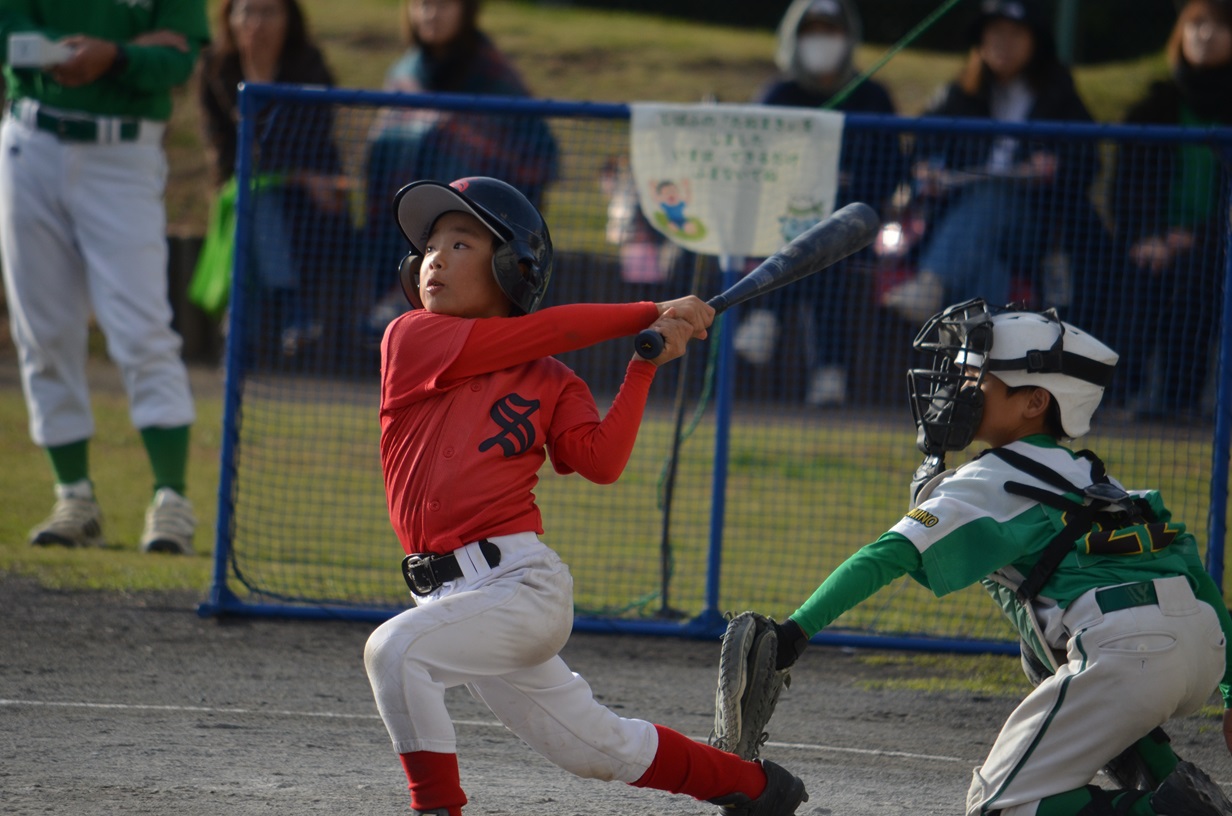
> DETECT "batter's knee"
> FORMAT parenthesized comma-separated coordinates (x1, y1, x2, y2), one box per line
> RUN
(363, 619, 401, 679)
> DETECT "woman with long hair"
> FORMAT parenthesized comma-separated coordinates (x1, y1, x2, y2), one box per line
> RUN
(195, 0, 351, 356)
(882, 0, 1096, 323)
(361, 0, 557, 339)
(1106, 0, 1232, 418)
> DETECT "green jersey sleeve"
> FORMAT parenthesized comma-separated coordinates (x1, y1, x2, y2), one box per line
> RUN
(791, 533, 922, 637)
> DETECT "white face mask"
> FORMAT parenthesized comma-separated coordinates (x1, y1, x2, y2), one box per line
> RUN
(797, 33, 848, 76)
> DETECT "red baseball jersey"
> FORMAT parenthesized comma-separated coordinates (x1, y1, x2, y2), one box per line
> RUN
(380, 302, 660, 555)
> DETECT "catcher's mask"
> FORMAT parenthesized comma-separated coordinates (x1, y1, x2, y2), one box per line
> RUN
(393, 176, 554, 315)
(908, 298, 1118, 455)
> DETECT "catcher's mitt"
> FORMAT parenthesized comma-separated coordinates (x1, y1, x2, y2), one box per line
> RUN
(709, 611, 790, 760)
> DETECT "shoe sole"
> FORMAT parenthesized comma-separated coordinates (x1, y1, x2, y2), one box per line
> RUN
(141, 539, 194, 555)
(31, 532, 102, 548)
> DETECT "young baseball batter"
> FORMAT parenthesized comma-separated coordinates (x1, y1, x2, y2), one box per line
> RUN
(364, 176, 810, 816)
(761, 298, 1232, 816)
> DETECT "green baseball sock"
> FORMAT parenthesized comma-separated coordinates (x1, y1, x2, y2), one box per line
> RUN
(139, 425, 190, 496)
(1128, 730, 1179, 784)
(46, 439, 89, 486)
(1035, 786, 1098, 816)
(1036, 784, 1155, 816)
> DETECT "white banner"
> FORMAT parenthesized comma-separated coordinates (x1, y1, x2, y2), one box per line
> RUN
(629, 103, 845, 258)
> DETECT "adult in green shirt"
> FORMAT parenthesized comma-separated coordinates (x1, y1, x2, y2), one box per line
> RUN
(0, 0, 209, 555)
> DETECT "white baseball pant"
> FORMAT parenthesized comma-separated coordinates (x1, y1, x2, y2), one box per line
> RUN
(967, 575, 1226, 815)
(0, 115, 195, 446)
(364, 532, 659, 782)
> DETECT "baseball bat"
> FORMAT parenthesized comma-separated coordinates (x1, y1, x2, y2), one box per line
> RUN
(633, 201, 881, 359)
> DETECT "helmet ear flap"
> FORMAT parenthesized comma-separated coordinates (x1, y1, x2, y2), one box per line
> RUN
(399, 253, 424, 309)
(492, 241, 548, 316)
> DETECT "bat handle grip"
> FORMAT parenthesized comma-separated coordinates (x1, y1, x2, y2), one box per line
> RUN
(634, 328, 664, 360)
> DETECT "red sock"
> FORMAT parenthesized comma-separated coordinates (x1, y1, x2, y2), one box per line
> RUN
(630, 724, 767, 801)
(398, 751, 466, 815)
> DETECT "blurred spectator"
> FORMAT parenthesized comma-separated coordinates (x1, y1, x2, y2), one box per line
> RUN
(732, 0, 900, 407)
(0, 0, 208, 554)
(361, 0, 557, 340)
(599, 154, 693, 299)
(1104, 0, 1231, 419)
(194, 0, 352, 358)
(882, 0, 1096, 323)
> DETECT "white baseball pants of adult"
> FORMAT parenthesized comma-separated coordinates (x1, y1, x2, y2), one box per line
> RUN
(0, 115, 195, 446)
(364, 532, 659, 782)
(967, 575, 1226, 815)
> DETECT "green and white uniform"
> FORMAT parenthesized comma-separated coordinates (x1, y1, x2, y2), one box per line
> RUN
(0, 0, 208, 448)
(791, 435, 1232, 816)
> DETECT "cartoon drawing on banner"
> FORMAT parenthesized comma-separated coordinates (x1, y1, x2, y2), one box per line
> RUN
(650, 178, 707, 240)
(779, 192, 830, 243)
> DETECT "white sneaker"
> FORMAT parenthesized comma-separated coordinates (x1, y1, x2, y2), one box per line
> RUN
(881, 271, 945, 324)
(806, 365, 848, 407)
(30, 480, 104, 548)
(733, 309, 780, 366)
(140, 488, 196, 555)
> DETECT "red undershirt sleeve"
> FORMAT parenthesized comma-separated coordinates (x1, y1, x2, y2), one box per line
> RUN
(446, 303, 659, 380)
(550, 359, 658, 484)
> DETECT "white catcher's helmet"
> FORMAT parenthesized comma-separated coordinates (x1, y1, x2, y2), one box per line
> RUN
(909, 299, 1118, 453)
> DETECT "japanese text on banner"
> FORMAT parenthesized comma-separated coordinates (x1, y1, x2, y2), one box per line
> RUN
(630, 103, 845, 257)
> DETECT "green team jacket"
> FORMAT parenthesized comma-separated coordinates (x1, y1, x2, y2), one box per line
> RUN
(791, 435, 1232, 706)
(0, 0, 208, 120)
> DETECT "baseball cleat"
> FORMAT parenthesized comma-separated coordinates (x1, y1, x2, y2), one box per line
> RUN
(1152, 761, 1232, 815)
(29, 481, 104, 548)
(708, 759, 808, 816)
(140, 487, 196, 555)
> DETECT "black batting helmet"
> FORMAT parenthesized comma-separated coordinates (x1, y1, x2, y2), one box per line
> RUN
(393, 176, 554, 315)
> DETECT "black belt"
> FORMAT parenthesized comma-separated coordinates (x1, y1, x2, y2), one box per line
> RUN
(1095, 581, 1158, 614)
(402, 539, 501, 596)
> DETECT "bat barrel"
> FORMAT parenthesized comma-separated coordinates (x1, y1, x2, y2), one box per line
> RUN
(633, 201, 880, 360)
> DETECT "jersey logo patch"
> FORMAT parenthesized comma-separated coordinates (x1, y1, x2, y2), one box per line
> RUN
(479, 393, 541, 457)
(905, 508, 939, 528)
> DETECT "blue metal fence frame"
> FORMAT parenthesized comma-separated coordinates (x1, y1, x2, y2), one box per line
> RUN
(200, 84, 1232, 658)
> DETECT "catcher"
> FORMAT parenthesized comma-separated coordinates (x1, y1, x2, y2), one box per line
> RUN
(717, 298, 1232, 815)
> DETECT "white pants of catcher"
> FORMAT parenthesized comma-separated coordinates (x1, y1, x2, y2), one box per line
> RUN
(0, 115, 195, 446)
(364, 532, 659, 782)
(968, 575, 1226, 815)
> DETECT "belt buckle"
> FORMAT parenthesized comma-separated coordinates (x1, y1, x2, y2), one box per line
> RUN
(401, 554, 438, 597)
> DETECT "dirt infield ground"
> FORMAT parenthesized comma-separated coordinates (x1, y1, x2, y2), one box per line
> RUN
(2, 574, 1230, 816)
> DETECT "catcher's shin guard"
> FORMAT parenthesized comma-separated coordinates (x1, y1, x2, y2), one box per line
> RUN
(708, 760, 808, 816)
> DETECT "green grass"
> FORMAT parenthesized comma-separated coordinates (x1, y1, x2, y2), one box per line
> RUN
(0, 381, 220, 592)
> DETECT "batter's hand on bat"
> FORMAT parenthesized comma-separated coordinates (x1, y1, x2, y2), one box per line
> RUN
(639, 315, 695, 367)
(655, 296, 714, 340)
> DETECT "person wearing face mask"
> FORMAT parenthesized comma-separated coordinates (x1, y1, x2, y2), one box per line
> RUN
(1099, 0, 1232, 420)
(881, 0, 1098, 326)
(732, 0, 899, 408)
